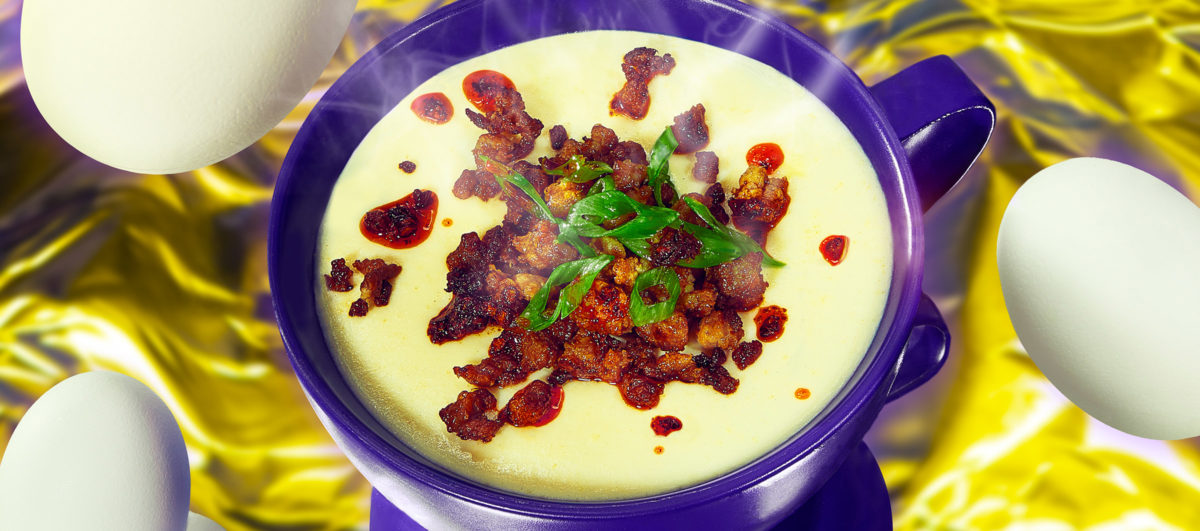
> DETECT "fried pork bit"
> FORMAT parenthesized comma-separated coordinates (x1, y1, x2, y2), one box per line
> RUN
(543, 178, 588, 218)
(610, 47, 676, 120)
(571, 280, 634, 335)
(648, 227, 702, 267)
(353, 258, 402, 308)
(732, 340, 764, 370)
(453, 169, 502, 201)
(643, 352, 739, 395)
(619, 373, 665, 410)
(671, 104, 710, 154)
(464, 87, 544, 162)
(694, 347, 727, 369)
(324, 258, 354, 292)
(693, 151, 719, 183)
(349, 299, 368, 317)
(608, 256, 650, 290)
(514, 273, 546, 300)
(455, 327, 557, 388)
(679, 287, 718, 319)
(512, 220, 579, 272)
(612, 159, 649, 191)
(635, 311, 690, 351)
(439, 389, 503, 442)
(611, 141, 648, 165)
(556, 332, 633, 384)
(707, 252, 768, 312)
(729, 164, 791, 240)
(428, 294, 494, 344)
(696, 309, 745, 351)
(582, 124, 619, 160)
(549, 124, 568, 150)
(501, 380, 562, 427)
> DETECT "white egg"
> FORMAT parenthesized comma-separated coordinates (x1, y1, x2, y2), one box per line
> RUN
(998, 157, 1200, 440)
(0, 371, 190, 530)
(188, 512, 226, 531)
(20, 0, 356, 174)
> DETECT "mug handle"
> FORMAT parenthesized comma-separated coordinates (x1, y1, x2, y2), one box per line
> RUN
(869, 56, 993, 401)
(886, 293, 950, 402)
(868, 55, 996, 212)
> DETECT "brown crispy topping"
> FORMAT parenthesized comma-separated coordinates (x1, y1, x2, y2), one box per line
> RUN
(610, 47, 676, 120)
(648, 227, 702, 267)
(348, 298, 368, 317)
(651, 415, 683, 436)
(324, 258, 354, 292)
(398, 160, 417, 173)
(671, 104, 709, 154)
(571, 280, 634, 335)
(353, 259, 402, 307)
(500, 380, 564, 427)
(439, 389, 503, 442)
(693, 151, 719, 183)
(619, 374, 664, 410)
(707, 253, 767, 312)
(696, 309, 744, 351)
(549, 124, 568, 150)
(729, 164, 791, 243)
(732, 340, 764, 370)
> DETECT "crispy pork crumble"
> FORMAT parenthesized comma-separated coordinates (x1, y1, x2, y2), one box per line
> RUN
(325, 257, 403, 317)
(426, 47, 795, 442)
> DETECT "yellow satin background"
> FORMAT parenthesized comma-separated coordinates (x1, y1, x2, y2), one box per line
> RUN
(2, 0, 1199, 529)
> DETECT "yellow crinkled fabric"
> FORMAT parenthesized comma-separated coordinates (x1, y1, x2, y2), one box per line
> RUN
(1, 0, 1199, 529)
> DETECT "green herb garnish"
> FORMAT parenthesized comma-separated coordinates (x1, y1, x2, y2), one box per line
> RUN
(647, 127, 679, 207)
(547, 155, 614, 183)
(566, 190, 679, 240)
(519, 254, 614, 331)
(678, 197, 785, 268)
(487, 158, 595, 258)
(629, 267, 682, 327)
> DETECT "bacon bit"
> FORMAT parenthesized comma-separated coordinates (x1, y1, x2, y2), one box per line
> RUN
(820, 235, 848, 265)
(651, 415, 683, 436)
(693, 151, 719, 183)
(610, 47, 676, 120)
(360, 190, 438, 249)
(439, 389, 503, 442)
(348, 298, 368, 317)
(411, 93, 453, 124)
(441, 218, 453, 227)
(501, 381, 564, 427)
(671, 104, 709, 154)
(753, 305, 788, 342)
(746, 143, 784, 174)
(352, 258, 402, 308)
(654, 445, 665, 454)
(549, 125, 568, 150)
(324, 258, 354, 292)
(619, 374, 665, 410)
(795, 387, 811, 400)
(731, 340, 763, 370)
(463, 70, 516, 113)
(398, 161, 417, 173)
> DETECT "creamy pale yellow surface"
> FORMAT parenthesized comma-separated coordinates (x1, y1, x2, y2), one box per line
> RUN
(316, 31, 892, 500)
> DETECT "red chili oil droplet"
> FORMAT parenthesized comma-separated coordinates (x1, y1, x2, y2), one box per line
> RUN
(746, 143, 784, 174)
(529, 385, 565, 427)
(651, 415, 683, 436)
(820, 235, 848, 265)
(654, 446, 665, 455)
(754, 305, 788, 342)
(360, 190, 438, 249)
(795, 387, 811, 400)
(441, 218, 453, 227)
(463, 70, 515, 113)
(411, 93, 453, 124)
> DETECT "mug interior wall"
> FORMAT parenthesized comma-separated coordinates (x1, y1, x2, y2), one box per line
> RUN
(271, 0, 921, 511)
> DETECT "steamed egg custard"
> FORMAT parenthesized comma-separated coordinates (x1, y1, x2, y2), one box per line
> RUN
(316, 31, 892, 500)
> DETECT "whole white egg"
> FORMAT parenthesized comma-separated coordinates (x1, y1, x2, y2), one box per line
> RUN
(998, 157, 1200, 440)
(20, 0, 357, 174)
(0, 371, 190, 530)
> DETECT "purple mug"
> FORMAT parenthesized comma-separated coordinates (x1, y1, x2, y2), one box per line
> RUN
(268, 0, 995, 528)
